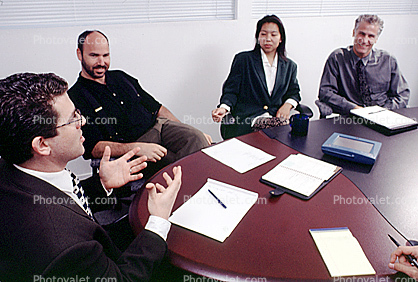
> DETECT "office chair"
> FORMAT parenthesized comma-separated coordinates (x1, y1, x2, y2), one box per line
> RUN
(295, 103, 314, 118)
(220, 103, 314, 139)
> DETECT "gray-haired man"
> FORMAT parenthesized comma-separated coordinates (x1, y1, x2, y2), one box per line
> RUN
(318, 14, 409, 116)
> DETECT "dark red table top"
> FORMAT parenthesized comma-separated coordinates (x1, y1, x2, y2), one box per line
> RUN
(130, 131, 401, 281)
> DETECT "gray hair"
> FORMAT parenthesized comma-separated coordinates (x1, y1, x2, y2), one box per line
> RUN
(354, 14, 384, 36)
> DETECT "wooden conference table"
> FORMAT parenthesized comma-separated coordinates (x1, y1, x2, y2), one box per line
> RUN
(129, 129, 406, 281)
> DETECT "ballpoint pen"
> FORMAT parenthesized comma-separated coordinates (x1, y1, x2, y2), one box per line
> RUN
(368, 109, 386, 115)
(388, 234, 418, 268)
(208, 189, 227, 209)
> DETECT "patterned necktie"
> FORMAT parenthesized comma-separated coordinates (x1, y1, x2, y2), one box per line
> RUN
(68, 170, 94, 220)
(356, 60, 372, 106)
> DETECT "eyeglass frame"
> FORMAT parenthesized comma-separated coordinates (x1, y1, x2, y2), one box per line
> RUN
(55, 108, 83, 129)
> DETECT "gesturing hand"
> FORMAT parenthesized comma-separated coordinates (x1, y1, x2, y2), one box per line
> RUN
(99, 146, 147, 190)
(145, 166, 182, 220)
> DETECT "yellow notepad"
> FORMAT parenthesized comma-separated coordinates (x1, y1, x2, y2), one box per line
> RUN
(309, 227, 376, 277)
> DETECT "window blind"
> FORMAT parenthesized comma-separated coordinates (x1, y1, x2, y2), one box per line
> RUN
(0, 0, 236, 29)
(252, 0, 418, 18)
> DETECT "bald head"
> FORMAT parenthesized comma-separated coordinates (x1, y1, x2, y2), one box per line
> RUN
(77, 30, 109, 55)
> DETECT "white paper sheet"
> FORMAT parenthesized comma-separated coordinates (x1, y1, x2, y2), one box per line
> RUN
(169, 179, 259, 242)
(201, 138, 275, 173)
(351, 106, 418, 130)
(309, 227, 376, 277)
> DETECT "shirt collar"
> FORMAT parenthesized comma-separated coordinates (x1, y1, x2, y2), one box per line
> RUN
(78, 72, 108, 86)
(350, 45, 373, 66)
(13, 164, 74, 194)
(260, 49, 278, 68)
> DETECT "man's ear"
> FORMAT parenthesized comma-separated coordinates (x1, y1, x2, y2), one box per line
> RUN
(76, 48, 83, 62)
(31, 136, 51, 157)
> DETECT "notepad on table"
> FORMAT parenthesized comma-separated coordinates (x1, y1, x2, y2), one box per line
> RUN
(350, 106, 418, 135)
(260, 154, 342, 200)
(201, 138, 275, 173)
(169, 178, 258, 242)
(309, 227, 376, 277)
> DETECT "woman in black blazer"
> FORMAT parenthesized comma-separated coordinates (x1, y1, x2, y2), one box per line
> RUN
(212, 15, 301, 139)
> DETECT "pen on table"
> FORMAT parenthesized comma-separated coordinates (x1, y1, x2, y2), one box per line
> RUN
(208, 189, 227, 209)
(368, 109, 386, 115)
(388, 234, 418, 268)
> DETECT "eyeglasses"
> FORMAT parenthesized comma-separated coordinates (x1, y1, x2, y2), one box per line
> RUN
(56, 109, 83, 129)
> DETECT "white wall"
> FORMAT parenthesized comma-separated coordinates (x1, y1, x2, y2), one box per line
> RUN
(1, 3, 417, 175)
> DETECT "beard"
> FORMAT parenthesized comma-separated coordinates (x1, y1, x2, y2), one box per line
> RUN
(81, 58, 108, 79)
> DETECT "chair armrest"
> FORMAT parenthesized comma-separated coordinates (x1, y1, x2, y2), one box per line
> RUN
(295, 103, 314, 118)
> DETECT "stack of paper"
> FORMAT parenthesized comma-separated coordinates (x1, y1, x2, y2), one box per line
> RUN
(169, 179, 259, 242)
(350, 106, 418, 130)
(202, 138, 275, 173)
(309, 227, 376, 277)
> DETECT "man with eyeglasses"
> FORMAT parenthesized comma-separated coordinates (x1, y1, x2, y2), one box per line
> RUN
(0, 72, 182, 281)
(55, 108, 82, 128)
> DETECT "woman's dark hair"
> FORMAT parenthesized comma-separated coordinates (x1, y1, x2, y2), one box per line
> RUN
(254, 14, 287, 60)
